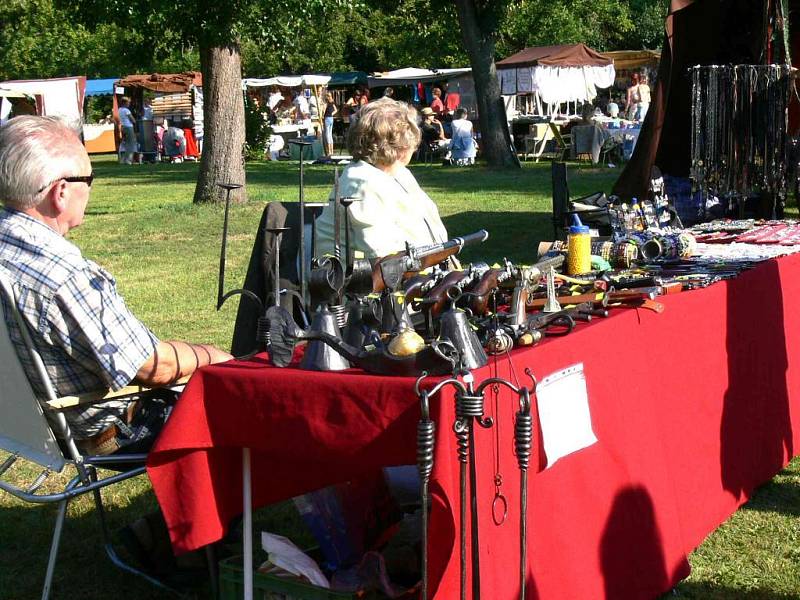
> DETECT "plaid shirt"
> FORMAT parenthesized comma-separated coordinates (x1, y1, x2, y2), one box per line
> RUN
(0, 208, 159, 439)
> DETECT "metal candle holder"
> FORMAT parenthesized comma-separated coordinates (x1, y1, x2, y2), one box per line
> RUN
(414, 370, 536, 600)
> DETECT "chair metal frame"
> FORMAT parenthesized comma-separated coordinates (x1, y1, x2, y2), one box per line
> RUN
(551, 161, 611, 239)
(0, 273, 176, 600)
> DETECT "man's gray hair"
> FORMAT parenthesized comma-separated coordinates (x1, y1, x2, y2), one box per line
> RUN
(0, 116, 84, 210)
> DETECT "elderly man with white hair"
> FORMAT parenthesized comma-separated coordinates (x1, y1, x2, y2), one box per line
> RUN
(0, 115, 231, 456)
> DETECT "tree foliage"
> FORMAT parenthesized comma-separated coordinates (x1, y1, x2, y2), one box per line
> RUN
(2, 0, 668, 81)
(498, 0, 667, 55)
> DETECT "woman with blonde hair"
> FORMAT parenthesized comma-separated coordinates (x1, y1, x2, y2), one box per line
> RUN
(315, 97, 449, 259)
(322, 91, 337, 156)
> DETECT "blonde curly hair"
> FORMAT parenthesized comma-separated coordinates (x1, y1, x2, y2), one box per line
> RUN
(346, 98, 421, 167)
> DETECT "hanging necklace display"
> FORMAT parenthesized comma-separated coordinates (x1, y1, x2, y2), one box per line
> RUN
(690, 64, 793, 219)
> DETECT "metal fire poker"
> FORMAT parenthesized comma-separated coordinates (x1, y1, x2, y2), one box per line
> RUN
(288, 139, 314, 308)
(214, 182, 270, 358)
(414, 371, 536, 600)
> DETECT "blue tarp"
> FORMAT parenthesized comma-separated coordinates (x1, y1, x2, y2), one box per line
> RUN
(85, 78, 117, 96)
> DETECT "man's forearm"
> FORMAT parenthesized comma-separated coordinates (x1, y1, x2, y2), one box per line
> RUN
(135, 340, 226, 386)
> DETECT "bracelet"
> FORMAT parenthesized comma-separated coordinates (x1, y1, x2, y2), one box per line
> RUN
(189, 344, 200, 372)
(166, 341, 181, 382)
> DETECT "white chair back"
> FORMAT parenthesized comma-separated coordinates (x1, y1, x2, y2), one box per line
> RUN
(0, 273, 66, 471)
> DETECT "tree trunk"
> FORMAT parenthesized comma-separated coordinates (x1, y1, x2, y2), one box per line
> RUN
(194, 43, 247, 203)
(454, 0, 520, 169)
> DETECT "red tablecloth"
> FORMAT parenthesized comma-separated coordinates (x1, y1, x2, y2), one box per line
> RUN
(147, 253, 800, 600)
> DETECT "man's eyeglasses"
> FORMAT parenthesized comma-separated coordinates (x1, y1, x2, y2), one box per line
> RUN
(36, 173, 94, 194)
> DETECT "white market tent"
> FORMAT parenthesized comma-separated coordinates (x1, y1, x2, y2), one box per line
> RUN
(242, 75, 331, 88)
(496, 44, 615, 115)
(366, 67, 472, 87)
(242, 75, 332, 141)
(0, 76, 85, 127)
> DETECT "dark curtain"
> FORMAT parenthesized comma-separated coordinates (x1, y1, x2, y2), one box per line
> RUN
(613, 0, 773, 200)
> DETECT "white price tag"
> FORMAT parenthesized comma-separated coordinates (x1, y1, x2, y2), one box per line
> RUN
(536, 363, 597, 468)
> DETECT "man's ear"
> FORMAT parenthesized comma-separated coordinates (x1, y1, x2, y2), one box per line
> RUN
(48, 181, 68, 215)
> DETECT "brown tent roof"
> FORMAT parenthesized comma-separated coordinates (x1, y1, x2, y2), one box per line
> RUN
(116, 71, 202, 93)
(496, 44, 612, 69)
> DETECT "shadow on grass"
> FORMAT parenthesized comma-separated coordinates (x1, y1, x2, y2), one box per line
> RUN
(0, 474, 171, 600)
(441, 211, 553, 263)
(0, 465, 306, 600)
(668, 582, 799, 599)
(739, 477, 800, 517)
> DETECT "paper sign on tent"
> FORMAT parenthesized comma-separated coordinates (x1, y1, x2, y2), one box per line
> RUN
(536, 363, 598, 468)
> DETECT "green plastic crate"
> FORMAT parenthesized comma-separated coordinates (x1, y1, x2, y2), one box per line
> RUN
(219, 555, 365, 600)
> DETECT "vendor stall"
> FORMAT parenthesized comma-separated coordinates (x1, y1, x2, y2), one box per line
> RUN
(496, 44, 615, 118)
(614, 0, 793, 223)
(368, 67, 475, 115)
(115, 72, 203, 160)
(243, 74, 330, 149)
(148, 242, 800, 599)
(141, 155, 800, 599)
(0, 76, 84, 128)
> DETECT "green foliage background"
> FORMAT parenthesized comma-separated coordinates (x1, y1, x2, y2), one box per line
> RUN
(0, 0, 668, 81)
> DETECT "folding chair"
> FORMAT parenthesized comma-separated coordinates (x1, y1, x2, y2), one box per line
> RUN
(0, 273, 178, 600)
(548, 123, 573, 162)
(551, 162, 611, 239)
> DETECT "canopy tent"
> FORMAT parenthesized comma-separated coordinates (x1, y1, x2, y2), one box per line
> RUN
(367, 67, 472, 88)
(116, 71, 202, 93)
(0, 76, 85, 127)
(604, 50, 661, 71)
(328, 71, 368, 87)
(85, 78, 118, 97)
(496, 43, 615, 106)
(242, 75, 331, 88)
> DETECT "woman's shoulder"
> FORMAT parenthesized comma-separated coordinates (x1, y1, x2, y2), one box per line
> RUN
(340, 161, 389, 193)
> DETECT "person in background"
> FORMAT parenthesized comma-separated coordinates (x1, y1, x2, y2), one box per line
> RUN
(292, 90, 310, 126)
(315, 98, 450, 259)
(116, 96, 136, 165)
(357, 86, 370, 106)
(323, 92, 337, 156)
(443, 84, 461, 116)
(606, 97, 620, 119)
(267, 86, 284, 111)
(342, 89, 362, 125)
(142, 97, 154, 121)
(382, 87, 395, 99)
(636, 74, 652, 122)
(419, 107, 449, 157)
(625, 73, 641, 121)
(449, 108, 477, 166)
(430, 87, 445, 117)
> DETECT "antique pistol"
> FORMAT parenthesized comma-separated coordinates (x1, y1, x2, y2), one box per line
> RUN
(372, 230, 489, 293)
(418, 263, 490, 318)
(467, 254, 566, 316)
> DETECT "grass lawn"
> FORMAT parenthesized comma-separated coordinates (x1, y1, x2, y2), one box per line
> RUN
(1, 156, 799, 599)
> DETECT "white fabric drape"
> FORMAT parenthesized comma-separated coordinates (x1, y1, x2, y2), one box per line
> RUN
(507, 64, 616, 105)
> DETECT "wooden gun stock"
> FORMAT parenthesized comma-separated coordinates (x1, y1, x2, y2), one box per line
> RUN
(418, 270, 472, 317)
(464, 268, 506, 315)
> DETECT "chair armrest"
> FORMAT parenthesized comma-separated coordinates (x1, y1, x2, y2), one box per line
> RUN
(46, 376, 189, 410)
